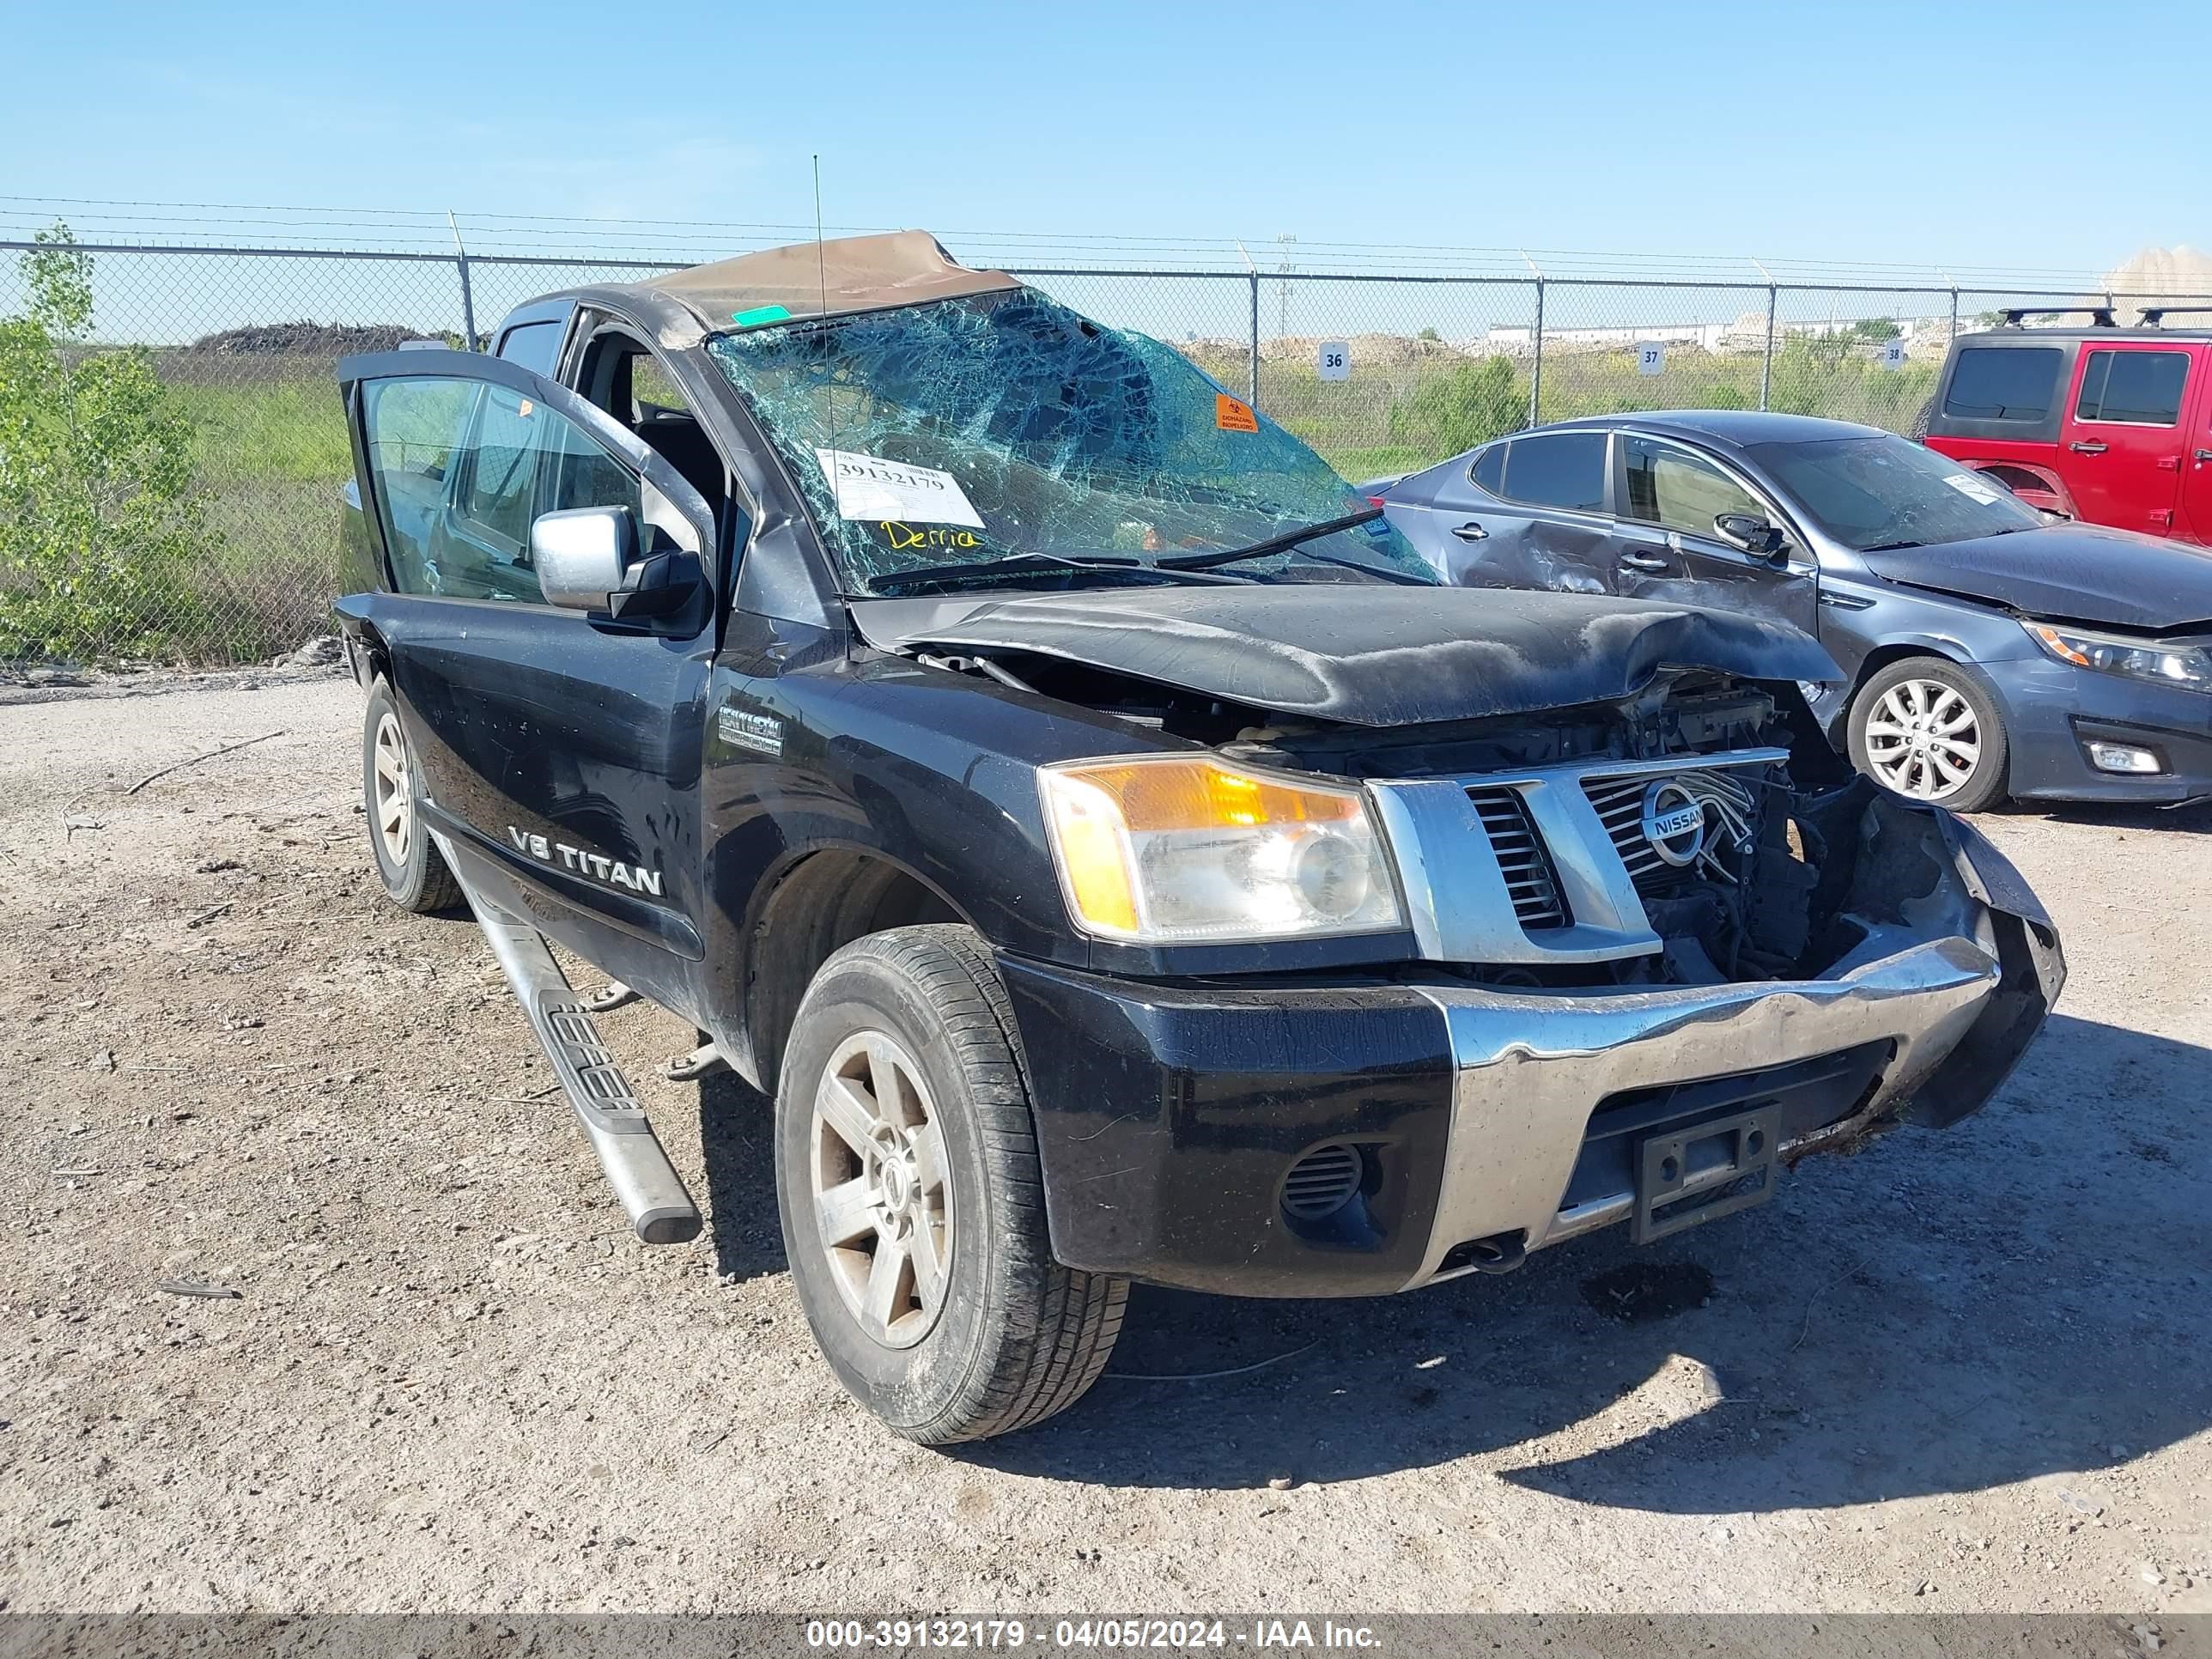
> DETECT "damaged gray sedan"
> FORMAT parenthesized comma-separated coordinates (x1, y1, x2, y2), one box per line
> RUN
(337, 234, 2063, 1439)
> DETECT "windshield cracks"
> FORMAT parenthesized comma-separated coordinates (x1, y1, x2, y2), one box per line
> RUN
(706, 289, 1435, 597)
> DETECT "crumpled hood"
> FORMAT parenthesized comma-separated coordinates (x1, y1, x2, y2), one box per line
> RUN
(1862, 525, 2212, 632)
(849, 585, 1839, 727)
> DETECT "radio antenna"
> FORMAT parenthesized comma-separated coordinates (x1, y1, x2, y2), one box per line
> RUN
(814, 153, 836, 477)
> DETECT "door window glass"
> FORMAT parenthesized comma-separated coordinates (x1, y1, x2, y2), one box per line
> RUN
(1623, 435, 1764, 538)
(360, 376, 638, 602)
(1471, 444, 1505, 495)
(2075, 349, 2189, 426)
(1942, 347, 2062, 421)
(495, 319, 563, 377)
(1497, 432, 1607, 512)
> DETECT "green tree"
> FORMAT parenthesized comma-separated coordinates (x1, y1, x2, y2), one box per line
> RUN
(0, 222, 210, 659)
(1389, 355, 1524, 455)
(1847, 317, 1901, 343)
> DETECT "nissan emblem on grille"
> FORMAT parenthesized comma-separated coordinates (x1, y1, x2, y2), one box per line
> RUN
(1640, 781, 1710, 867)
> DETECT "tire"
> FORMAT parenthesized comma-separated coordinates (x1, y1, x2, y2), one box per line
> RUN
(775, 924, 1127, 1444)
(361, 678, 463, 915)
(1847, 656, 2010, 813)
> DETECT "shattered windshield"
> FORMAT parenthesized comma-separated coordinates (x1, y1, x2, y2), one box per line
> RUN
(1748, 434, 2044, 551)
(706, 289, 1435, 595)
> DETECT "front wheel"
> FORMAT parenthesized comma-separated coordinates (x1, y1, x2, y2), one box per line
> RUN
(775, 925, 1127, 1444)
(1847, 657, 2010, 812)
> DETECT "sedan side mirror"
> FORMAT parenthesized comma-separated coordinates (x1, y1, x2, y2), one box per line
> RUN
(532, 505, 636, 610)
(1714, 512, 1788, 560)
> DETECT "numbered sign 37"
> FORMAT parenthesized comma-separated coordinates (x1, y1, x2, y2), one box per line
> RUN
(1636, 342, 1666, 377)
(1317, 340, 1350, 381)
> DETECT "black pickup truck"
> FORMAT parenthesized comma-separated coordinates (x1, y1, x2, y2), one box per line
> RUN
(332, 233, 2063, 1444)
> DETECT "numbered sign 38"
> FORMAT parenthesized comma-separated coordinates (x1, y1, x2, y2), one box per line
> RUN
(1880, 337, 1907, 369)
(1317, 340, 1350, 382)
(1636, 342, 1666, 377)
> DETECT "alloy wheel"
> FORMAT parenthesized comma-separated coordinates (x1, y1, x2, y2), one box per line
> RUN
(1863, 678, 1982, 802)
(372, 712, 415, 866)
(809, 1030, 955, 1350)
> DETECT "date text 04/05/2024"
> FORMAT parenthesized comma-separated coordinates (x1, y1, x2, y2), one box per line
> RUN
(802, 1618, 1382, 1650)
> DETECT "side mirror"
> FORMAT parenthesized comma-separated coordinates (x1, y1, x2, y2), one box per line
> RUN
(532, 506, 635, 610)
(1714, 512, 1788, 560)
(2038, 507, 2072, 525)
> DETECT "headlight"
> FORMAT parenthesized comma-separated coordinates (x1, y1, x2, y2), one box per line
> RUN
(1038, 756, 1406, 944)
(2023, 622, 2212, 690)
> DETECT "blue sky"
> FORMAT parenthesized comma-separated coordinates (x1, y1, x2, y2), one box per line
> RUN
(5, 0, 2199, 279)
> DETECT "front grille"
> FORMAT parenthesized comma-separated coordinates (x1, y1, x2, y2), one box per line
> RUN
(1581, 767, 1761, 896)
(1467, 786, 1568, 928)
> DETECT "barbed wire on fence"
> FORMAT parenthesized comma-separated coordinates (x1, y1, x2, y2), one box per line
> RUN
(3, 219, 2208, 667)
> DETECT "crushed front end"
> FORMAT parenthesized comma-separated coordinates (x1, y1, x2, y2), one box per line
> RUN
(999, 671, 2063, 1297)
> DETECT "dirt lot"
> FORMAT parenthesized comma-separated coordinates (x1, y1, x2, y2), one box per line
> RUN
(1, 672, 2207, 1616)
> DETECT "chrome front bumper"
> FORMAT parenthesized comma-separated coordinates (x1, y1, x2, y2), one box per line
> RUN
(1403, 934, 1998, 1285)
(1398, 803, 2064, 1289)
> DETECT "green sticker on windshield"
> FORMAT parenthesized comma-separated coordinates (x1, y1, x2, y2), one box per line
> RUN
(731, 304, 793, 327)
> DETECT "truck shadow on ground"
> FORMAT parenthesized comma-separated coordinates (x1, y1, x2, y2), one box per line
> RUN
(927, 1010, 2209, 1511)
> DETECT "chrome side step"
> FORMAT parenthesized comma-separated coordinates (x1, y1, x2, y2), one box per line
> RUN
(434, 834, 702, 1245)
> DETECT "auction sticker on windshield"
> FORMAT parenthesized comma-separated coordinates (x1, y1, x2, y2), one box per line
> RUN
(1942, 471, 2007, 506)
(814, 448, 984, 527)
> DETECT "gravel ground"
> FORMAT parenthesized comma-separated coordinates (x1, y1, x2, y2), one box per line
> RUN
(0, 672, 2206, 1616)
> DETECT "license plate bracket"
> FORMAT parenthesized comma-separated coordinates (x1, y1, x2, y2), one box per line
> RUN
(1632, 1104, 1781, 1244)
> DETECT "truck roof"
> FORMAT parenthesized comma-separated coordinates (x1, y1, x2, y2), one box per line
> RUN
(607, 230, 1018, 332)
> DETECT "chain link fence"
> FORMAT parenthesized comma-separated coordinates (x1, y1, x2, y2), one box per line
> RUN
(3, 234, 2206, 665)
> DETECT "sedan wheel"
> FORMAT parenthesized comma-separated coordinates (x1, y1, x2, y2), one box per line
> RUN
(1862, 678, 1982, 802)
(1847, 658, 2010, 813)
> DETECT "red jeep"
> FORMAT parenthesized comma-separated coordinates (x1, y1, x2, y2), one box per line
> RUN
(1920, 307, 2212, 544)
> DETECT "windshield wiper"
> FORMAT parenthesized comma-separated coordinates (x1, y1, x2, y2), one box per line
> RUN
(1153, 506, 1387, 570)
(864, 551, 1248, 594)
(1862, 539, 1924, 552)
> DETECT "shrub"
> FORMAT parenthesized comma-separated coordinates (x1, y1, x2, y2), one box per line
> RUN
(1389, 355, 1525, 455)
(0, 222, 213, 659)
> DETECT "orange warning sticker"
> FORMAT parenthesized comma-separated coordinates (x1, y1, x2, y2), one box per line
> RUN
(517, 398, 534, 418)
(1215, 393, 1259, 433)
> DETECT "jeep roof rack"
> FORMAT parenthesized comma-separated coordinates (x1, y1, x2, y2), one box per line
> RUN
(1999, 306, 2116, 327)
(2138, 305, 2212, 327)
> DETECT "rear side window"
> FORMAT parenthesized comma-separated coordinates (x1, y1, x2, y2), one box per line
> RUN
(1497, 432, 1607, 512)
(495, 319, 563, 378)
(2075, 349, 2190, 425)
(1471, 445, 1504, 495)
(1942, 347, 2062, 421)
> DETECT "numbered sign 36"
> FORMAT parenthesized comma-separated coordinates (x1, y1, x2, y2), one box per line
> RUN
(1317, 340, 1351, 382)
(1636, 342, 1666, 377)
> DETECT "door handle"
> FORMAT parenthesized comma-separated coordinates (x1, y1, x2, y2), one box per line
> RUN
(2069, 440, 2109, 455)
(1450, 521, 1489, 543)
(1620, 551, 1670, 573)
(2195, 449, 2212, 464)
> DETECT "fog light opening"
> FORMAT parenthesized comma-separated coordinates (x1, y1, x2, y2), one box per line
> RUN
(1281, 1143, 1364, 1221)
(2085, 740, 2163, 775)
